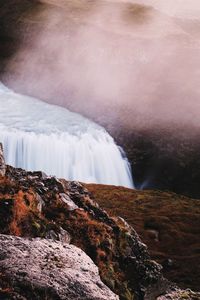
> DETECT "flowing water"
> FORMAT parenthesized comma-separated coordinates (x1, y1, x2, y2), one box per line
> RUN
(0, 82, 134, 188)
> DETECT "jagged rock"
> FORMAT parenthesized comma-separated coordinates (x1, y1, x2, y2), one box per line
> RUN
(1, 150, 198, 300)
(60, 193, 78, 211)
(0, 143, 6, 177)
(0, 234, 119, 300)
(0, 162, 165, 299)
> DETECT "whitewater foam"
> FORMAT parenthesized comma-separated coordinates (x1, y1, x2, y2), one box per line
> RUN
(0, 82, 134, 188)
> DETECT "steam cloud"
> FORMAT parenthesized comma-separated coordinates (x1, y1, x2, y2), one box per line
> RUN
(4, 0, 200, 131)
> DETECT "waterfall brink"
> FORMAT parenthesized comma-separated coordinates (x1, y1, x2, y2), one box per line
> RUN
(0, 82, 134, 188)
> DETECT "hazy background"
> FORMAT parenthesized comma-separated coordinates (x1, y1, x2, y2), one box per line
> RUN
(138, 0, 200, 19)
(1, 0, 200, 196)
(2, 0, 200, 131)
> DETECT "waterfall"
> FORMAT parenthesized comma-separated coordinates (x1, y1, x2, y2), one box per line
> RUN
(0, 82, 134, 188)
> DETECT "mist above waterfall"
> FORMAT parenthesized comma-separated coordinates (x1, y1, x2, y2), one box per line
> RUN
(2, 0, 200, 132)
(0, 82, 133, 188)
(1, 0, 200, 197)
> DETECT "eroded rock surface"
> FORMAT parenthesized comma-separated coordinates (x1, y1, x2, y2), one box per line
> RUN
(0, 234, 119, 300)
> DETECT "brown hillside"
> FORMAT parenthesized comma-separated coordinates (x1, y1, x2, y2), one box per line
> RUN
(85, 184, 200, 292)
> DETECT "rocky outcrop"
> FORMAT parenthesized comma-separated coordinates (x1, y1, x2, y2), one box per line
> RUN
(0, 149, 199, 300)
(0, 234, 119, 300)
(0, 144, 5, 176)
(0, 157, 166, 299)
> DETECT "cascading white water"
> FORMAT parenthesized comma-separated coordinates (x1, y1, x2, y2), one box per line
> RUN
(0, 82, 134, 188)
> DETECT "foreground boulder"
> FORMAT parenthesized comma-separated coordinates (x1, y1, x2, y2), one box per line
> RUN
(0, 234, 119, 300)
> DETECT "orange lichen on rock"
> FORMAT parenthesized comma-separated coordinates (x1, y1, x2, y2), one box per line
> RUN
(0, 168, 164, 300)
(9, 191, 28, 235)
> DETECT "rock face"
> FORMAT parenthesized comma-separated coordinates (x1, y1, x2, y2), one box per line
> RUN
(0, 144, 5, 176)
(0, 158, 165, 299)
(0, 150, 199, 300)
(0, 234, 119, 300)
